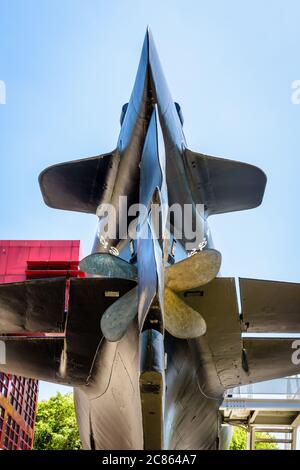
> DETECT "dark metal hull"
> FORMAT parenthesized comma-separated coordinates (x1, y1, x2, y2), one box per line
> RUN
(74, 324, 222, 450)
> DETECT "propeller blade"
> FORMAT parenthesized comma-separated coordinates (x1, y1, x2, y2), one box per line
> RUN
(80, 253, 137, 280)
(165, 249, 221, 292)
(101, 286, 138, 342)
(164, 287, 206, 339)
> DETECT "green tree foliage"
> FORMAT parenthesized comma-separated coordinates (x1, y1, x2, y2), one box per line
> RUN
(34, 392, 82, 450)
(230, 427, 247, 450)
(230, 426, 278, 450)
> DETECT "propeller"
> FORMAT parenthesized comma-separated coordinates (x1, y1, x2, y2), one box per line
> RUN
(80, 249, 221, 342)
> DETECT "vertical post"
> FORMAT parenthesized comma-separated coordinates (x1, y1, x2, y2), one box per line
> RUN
(252, 428, 257, 450)
(248, 427, 256, 450)
(292, 428, 297, 450)
(246, 428, 251, 450)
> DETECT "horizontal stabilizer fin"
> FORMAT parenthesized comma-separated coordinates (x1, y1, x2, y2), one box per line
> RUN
(0, 277, 136, 385)
(180, 277, 300, 388)
(39, 151, 118, 214)
(184, 149, 267, 216)
(240, 278, 300, 333)
(243, 338, 300, 383)
(0, 337, 65, 383)
(2, 274, 300, 387)
(0, 278, 66, 333)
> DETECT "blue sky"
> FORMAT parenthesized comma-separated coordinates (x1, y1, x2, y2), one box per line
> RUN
(0, 0, 300, 400)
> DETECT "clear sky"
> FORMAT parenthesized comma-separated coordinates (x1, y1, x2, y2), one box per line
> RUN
(0, 0, 300, 401)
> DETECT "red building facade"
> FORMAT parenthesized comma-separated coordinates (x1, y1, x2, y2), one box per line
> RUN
(0, 240, 83, 450)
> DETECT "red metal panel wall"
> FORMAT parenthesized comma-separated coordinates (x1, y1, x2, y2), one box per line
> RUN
(0, 240, 82, 283)
(0, 240, 82, 450)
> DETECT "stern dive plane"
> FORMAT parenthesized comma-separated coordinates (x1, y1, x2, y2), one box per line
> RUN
(1, 29, 300, 450)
